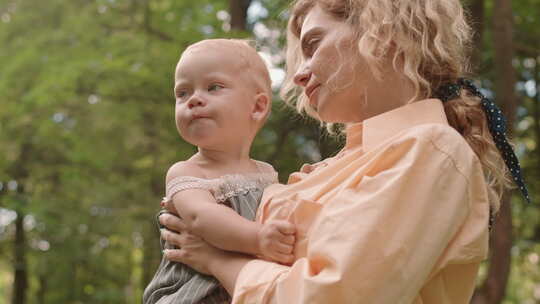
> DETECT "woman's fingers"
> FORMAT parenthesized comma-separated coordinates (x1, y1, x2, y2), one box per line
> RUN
(160, 197, 178, 214)
(163, 248, 185, 263)
(161, 229, 201, 247)
(161, 233, 216, 275)
(160, 197, 168, 208)
(161, 229, 182, 246)
(158, 213, 187, 233)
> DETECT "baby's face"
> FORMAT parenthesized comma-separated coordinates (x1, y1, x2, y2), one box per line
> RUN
(173, 44, 256, 148)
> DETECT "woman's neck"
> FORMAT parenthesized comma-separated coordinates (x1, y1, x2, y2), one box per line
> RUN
(370, 72, 417, 116)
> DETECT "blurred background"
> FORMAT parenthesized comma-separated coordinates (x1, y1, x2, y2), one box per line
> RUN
(0, 0, 538, 303)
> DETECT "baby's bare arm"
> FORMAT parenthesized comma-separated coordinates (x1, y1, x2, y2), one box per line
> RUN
(173, 188, 264, 255)
(165, 162, 262, 255)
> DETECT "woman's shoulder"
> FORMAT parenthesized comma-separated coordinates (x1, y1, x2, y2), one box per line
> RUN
(391, 123, 481, 176)
(397, 123, 475, 154)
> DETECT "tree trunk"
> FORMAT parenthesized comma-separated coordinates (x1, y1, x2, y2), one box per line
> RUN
(140, 98, 164, 287)
(11, 143, 31, 304)
(140, 171, 162, 289)
(472, 193, 513, 304)
(12, 208, 27, 304)
(466, 0, 485, 69)
(229, 0, 252, 31)
(142, 217, 161, 288)
(493, 0, 519, 126)
(472, 0, 518, 303)
(37, 274, 47, 304)
(534, 58, 540, 243)
(535, 58, 540, 188)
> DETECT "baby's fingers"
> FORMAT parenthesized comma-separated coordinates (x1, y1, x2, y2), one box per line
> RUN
(275, 242, 294, 254)
(271, 252, 294, 265)
(275, 220, 295, 235)
(281, 234, 295, 245)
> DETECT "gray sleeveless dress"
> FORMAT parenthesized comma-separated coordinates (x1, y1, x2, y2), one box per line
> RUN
(143, 171, 277, 304)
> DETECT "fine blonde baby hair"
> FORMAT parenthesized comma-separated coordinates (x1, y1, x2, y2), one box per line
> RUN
(282, 0, 512, 213)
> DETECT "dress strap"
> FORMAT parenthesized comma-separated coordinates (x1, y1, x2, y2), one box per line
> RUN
(253, 160, 265, 174)
(164, 176, 217, 202)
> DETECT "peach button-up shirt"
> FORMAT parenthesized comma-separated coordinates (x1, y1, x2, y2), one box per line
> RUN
(233, 99, 490, 304)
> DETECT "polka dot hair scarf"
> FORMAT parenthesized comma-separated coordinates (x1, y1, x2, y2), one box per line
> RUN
(435, 78, 532, 229)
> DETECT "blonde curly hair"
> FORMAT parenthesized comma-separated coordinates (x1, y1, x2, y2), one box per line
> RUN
(281, 0, 513, 213)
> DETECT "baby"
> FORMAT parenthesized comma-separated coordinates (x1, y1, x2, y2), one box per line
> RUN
(143, 39, 295, 304)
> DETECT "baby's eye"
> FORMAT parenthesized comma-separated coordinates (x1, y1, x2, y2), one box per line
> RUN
(208, 84, 224, 92)
(175, 90, 189, 102)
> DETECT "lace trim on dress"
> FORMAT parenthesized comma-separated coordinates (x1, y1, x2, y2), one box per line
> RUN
(165, 172, 278, 204)
(165, 176, 219, 201)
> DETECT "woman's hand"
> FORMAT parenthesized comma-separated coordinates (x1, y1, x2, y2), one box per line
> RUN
(158, 211, 226, 275)
(159, 197, 258, 294)
(160, 197, 178, 215)
(161, 219, 254, 295)
(160, 227, 224, 275)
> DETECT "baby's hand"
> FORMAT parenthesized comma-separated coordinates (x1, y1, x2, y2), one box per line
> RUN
(257, 220, 296, 265)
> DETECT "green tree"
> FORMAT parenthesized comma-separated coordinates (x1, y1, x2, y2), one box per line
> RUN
(0, 0, 538, 303)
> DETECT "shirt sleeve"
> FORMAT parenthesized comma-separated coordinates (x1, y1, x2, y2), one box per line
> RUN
(232, 126, 479, 304)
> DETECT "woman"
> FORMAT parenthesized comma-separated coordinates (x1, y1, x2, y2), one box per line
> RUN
(158, 0, 529, 302)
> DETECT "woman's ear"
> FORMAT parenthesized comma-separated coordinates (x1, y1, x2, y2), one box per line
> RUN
(252, 92, 270, 123)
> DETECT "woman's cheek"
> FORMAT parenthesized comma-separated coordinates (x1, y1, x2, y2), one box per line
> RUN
(315, 47, 344, 83)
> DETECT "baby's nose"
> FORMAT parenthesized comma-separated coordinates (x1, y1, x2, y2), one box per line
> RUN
(187, 94, 205, 108)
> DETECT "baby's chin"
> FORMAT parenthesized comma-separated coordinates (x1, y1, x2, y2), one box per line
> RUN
(182, 134, 214, 147)
(180, 129, 221, 148)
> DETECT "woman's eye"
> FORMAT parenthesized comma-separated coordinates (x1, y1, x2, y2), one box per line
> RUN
(208, 84, 224, 92)
(307, 39, 320, 54)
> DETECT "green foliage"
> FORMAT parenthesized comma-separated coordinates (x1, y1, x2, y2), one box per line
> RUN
(0, 0, 538, 303)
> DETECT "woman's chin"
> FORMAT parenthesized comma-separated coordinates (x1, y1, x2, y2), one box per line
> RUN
(314, 98, 342, 123)
(316, 104, 340, 123)
(318, 109, 362, 124)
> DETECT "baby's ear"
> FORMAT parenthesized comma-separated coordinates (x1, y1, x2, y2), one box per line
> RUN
(252, 92, 270, 122)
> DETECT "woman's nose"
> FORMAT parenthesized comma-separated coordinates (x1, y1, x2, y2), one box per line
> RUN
(293, 63, 311, 87)
(187, 94, 205, 109)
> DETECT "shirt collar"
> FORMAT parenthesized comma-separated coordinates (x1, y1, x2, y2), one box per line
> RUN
(345, 99, 449, 151)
